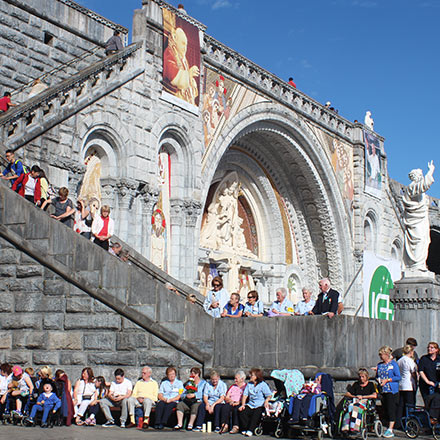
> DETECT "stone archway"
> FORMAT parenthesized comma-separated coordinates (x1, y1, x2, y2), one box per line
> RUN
(199, 102, 354, 304)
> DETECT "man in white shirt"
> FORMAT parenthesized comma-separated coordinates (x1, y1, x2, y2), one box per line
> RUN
(100, 368, 133, 428)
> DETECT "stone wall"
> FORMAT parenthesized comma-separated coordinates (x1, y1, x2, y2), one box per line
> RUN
(0, 0, 127, 96)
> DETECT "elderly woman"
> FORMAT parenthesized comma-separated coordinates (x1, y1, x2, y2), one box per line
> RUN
(221, 293, 244, 318)
(73, 367, 96, 425)
(239, 368, 272, 437)
(269, 288, 294, 316)
(244, 291, 263, 317)
(219, 370, 247, 434)
(295, 288, 316, 316)
(341, 368, 377, 432)
(376, 346, 401, 438)
(193, 370, 227, 432)
(204, 276, 229, 318)
(154, 366, 183, 429)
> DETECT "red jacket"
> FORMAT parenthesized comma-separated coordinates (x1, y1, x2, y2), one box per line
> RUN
(12, 172, 41, 203)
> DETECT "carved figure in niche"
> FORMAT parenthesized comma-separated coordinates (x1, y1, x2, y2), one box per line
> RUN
(238, 271, 255, 298)
(79, 153, 102, 212)
(228, 256, 242, 293)
(402, 161, 435, 273)
(150, 209, 166, 270)
(218, 183, 238, 247)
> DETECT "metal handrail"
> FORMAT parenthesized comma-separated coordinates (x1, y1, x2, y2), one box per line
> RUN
(11, 45, 103, 98)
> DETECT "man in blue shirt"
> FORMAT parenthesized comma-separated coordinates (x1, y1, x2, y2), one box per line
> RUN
(1, 150, 26, 187)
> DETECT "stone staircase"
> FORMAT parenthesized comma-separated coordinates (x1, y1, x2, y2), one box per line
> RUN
(0, 183, 214, 368)
(0, 42, 144, 152)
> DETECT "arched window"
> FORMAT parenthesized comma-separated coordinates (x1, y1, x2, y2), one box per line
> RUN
(364, 211, 377, 252)
(391, 238, 402, 261)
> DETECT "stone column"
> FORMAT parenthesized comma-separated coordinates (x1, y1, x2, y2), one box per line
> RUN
(140, 187, 159, 257)
(169, 198, 185, 280)
(183, 200, 202, 286)
(116, 179, 137, 243)
(390, 277, 440, 346)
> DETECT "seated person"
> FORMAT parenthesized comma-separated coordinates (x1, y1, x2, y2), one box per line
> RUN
(154, 366, 183, 429)
(0, 363, 12, 417)
(84, 376, 107, 426)
(288, 375, 323, 423)
(269, 288, 294, 316)
(220, 370, 247, 434)
(176, 367, 206, 430)
(194, 370, 227, 432)
(340, 368, 377, 432)
(127, 366, 158, 429)
(221, 293, 244, 318)
(310, 278, 339, 318)
(8, 365, 34, 416)
(244, 291, 264, 317)
(99, 368, 132, 427)
(27, 380, 61, 427)
(295, 288, 316, 315)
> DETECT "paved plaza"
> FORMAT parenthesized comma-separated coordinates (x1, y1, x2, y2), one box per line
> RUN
(0, 425, 426, 440)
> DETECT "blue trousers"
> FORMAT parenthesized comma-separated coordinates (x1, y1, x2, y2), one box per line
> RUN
(154, 401, 177, 425)
(194, 403, 223, 429)
(30, 404, 54, 424)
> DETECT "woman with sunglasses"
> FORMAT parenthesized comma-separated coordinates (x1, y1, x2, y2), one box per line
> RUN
(203, 276, 229, 318)
(244, 290, 263, 317)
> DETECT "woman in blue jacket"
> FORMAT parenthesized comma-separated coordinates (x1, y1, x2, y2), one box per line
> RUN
(376, 346, 401, 439)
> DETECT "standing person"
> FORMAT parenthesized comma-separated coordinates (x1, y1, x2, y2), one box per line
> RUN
(91, 205, 114, 250)
(126, 366, 158, 430)
(244, 291, 264, 317)
(11, 165, 41, 204)
(42, 187, 75, 227)
(239, 368, 272, 437)
(418, 342, 440, 406)
(73, 367, 96, 426)
(295, 287, 316, 315)
(396, 345, 417, 428)
(221, 293, 244, 318)
(193, 371, 227, 432)
(392, 338, 419, 362)
(310, 278, 339, 318)
(204, 276, 229, 318)
(99, 368, 132, 428)
(288, 77, 296, 88)
(270, 288, 294, 316)
(73, 199, 92, 239)
(0, 363, 12, 417)
(175, 367, 206, 431)
(55, 369, 74, 426)
(376, 346, 401, 438)
(1, 149, 26, 187)
(154, 366, 183, 429)
(0, 92, 16, 112)
(37, 168, 50, 208)
(105, 30, 123, 55)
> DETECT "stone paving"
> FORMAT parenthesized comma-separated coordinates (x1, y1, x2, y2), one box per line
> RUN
(0, 425, 426, 440)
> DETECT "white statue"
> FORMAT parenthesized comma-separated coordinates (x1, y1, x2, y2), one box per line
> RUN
(150, 209, 166, 270)
(79, 153, 102, 213)
(364, 111, 374, 130)
(403, 161, 435, 274)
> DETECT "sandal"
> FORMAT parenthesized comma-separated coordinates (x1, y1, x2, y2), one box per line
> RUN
(174, 424, 182, 430)
(220, 424, 229, 434)
(230, 426, 240, 434)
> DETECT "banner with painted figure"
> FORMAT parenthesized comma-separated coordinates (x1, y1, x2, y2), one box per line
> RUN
(162, 8, 200, 109)
(362, 250, 401, 320)
(202, 67, 268, 160)
(364, 131, 382, 198)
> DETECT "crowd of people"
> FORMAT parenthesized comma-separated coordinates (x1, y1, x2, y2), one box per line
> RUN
(204, 277, 343, 319)
(1, 150, 131, 258)
(0, 341, 439, 437)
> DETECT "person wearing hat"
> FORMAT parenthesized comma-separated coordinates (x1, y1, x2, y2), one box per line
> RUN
(27, 379, 61, 427)
(8, 365, 34, 416)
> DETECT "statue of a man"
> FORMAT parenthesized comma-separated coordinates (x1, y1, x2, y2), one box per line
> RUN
(403, 161, 435, 272)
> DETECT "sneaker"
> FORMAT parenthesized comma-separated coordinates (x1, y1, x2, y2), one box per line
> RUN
(103, 420, 115, 427)
(215, 427, 221, 433)
(193, 426, 202, 432)
(246, 431, 253, 437)
(120, 422, 126, 428)
(174, 425, 182, 430)
(383, 429, 394, 438)
(187, 425, 193, 431)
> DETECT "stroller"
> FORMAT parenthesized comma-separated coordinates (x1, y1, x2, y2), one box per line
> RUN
(255, 369, 305, 438)
(288, 373, 335, 440)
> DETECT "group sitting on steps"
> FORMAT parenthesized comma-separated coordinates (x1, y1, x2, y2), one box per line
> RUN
(1, 339, 439, 438)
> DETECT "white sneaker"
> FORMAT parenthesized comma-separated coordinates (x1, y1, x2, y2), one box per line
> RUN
(120, 422, 126, 428)
(246, 431, 253, 437)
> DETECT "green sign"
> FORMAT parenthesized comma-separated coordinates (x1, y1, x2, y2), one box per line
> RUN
(368, 265, 394, 320)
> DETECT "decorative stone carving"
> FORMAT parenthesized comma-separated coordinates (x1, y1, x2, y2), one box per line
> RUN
(78, 153, 102, 214)
(402, 161, 435, 276)
(200, 173, 256, 259)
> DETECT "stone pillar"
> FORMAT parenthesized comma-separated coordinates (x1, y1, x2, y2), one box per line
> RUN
(169, 198, 185, 280)
(184, 200, 202, 286)
(116, 179, 137, 243)
(390, 277, 440, 346)
(141, 187, 159, 257)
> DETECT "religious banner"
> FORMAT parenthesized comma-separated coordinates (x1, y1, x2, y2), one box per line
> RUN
(202, 67, 268, 158)
(362, 250, 401, 320)
(364, 131, 382, 198)
(162, 8, 200, 110)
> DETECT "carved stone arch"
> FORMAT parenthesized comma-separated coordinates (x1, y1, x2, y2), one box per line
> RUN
(78, 111, 133, 178)
(364, 209, 379, 253)
(201, 101, 352, 292)
(391, 237, 403, 260)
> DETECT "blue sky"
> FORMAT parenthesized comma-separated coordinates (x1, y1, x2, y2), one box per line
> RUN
(79, 0, 440, 198)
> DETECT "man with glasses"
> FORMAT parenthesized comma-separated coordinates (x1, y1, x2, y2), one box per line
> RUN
(126, 366, 158, 429)
(203, 276, 229, 318)
(310, 278, 339, 318)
